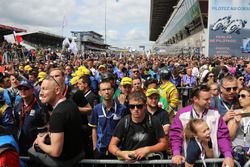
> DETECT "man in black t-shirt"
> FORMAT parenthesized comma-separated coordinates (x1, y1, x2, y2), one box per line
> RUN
(108, 91, 167, 161)
(29, 76, 84, 166)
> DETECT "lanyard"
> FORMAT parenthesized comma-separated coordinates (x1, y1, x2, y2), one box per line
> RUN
(19, 97, 37, 130)
(63, 85, 69, 97)
(191, 105, 206, 119)
(22, 98, 37, 118)
(195, 138, 206, 167)
(243, 118, 250, 146)
(218, 95, 230, 111)
(102, 101, 117, 118)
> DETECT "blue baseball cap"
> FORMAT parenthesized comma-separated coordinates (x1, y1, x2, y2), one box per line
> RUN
(17, 80, 33, 89)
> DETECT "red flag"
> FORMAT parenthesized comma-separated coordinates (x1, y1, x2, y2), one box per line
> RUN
(13, 31, 23, 44)
(16, 35, 23, 44)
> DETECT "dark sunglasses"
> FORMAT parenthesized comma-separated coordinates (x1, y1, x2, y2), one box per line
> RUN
(45, 75, 60, 87)
(129, 104, 144, 109)
(238, 78, 244, 81)
(208, 75, 214, 78)
(18, 87, 30, 91)
(132, 70, 139, 73)
(221, 85, 237, 92)
(238, 94, 250, 99)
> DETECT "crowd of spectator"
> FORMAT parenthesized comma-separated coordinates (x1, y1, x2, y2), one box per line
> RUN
(0, 40, 250, 167)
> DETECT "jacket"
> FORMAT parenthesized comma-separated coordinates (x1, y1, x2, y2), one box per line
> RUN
(169, 105, 232, 158)
(159, 81, 179, 110)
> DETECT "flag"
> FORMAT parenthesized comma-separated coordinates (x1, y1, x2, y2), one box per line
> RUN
(13, 31, 23, 44)
(69, 39, 78, 55)
(62, 37, 70, 48)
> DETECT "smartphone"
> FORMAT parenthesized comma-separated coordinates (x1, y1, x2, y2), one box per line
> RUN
(128, 154, 136, 160)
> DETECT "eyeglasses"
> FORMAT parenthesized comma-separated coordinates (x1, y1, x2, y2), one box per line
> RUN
(238, 94, 250, 99)
(132, 70, 139, 73)
(128, 104, 144, 109)
(45, 75, 60, 87)
(18, 87, 30, 91)
(221, 85, 237, 92)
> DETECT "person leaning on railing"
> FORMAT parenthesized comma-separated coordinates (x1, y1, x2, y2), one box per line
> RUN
(108, 91, 167, 161)
(170, 84, 234, 167)
(227, 87, 250, 166)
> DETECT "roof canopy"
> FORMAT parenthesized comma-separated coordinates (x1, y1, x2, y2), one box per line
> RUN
(0, 24, 26, 36)
(149, 0, 177, 41)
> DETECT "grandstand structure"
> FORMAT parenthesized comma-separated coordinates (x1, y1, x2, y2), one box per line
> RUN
(0, 24, 26, 42)
(71, 31, 109, 52)
(20, 31, 65, 49)
(150, 0, 208, 56)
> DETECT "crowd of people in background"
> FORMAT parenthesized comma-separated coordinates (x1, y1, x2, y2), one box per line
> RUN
(0, 39, 250, 167)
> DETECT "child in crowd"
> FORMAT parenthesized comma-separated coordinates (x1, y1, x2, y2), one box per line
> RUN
(184, 119, 214, 167)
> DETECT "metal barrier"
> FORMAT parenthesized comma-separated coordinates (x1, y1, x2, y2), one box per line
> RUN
(20, 157, 242, 167)
(177, 86, 193, 108)
(77, 159, 241, 167)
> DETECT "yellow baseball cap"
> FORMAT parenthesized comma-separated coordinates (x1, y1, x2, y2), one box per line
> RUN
(146, 88, 159, 97)
(120, 77, 132, 86)
(24, 65, 32, 71)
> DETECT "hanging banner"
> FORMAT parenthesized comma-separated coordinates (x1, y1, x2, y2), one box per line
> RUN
(208, 0, 250, 57)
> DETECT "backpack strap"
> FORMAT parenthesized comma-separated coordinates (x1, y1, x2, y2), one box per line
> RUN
(0, 104, 9, 117)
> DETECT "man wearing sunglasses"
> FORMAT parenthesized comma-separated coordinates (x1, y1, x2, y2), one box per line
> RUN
(14, 80, 49, 157)
(108, 91, 167, 161)
(210, 75, 240, 122)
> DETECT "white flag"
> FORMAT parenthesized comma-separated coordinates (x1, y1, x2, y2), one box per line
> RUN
(62, 37, 70, 48)
(69, 39, 78, 55)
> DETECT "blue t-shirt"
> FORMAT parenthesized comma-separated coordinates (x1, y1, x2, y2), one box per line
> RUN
(88, 101, 127, 151)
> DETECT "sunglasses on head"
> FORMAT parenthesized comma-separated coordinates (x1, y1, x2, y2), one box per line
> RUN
(45, 75, 60, 87)
(221, 85, 237, 92)
(129, 104, 144, 109)
(238, 94, 250, 99)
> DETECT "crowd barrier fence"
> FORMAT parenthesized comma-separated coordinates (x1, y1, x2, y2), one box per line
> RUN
(20, 157, 242, 167)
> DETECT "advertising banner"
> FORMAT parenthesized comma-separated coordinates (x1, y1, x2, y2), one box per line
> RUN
(208, 0, 250, 57)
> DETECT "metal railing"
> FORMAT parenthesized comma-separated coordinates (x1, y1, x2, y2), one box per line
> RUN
(20, 157, 242, 167)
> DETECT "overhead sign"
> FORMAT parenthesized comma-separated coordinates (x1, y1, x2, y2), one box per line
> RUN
(208, 0, 250, 56)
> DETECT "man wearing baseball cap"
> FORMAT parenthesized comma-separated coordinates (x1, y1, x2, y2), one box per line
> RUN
(117, 77, 132, 105)
(14, 80, 49, 156)
(146, 88, 170, 136)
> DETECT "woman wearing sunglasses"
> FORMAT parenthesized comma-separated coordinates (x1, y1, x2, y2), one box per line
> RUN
(228, 87, 250, 165)
(235, 73, 245, 92)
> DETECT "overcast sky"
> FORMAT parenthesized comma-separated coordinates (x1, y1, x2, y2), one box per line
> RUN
(0, 0, 154, 50)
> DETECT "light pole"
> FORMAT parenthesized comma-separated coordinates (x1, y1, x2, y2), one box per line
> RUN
(104, 0, 107, 44)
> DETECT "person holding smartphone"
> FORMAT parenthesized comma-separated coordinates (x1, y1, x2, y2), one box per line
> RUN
(108, 91, 167, 161)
